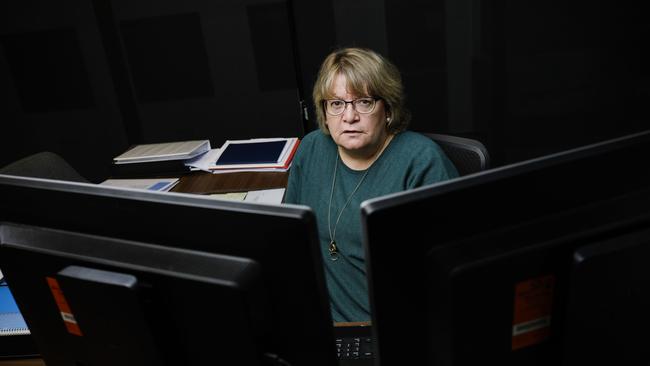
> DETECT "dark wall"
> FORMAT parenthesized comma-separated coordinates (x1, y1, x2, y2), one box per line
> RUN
(1, 0, 304, 182)
(0, 1, 129, 182)
(111, 0, 303, 144)
(1, 1, 648, 182)
(295, 0, 649, 165)
(477, 2, 650, 164)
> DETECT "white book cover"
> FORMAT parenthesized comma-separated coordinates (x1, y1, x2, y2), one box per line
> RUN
(113, 140, 211, 164)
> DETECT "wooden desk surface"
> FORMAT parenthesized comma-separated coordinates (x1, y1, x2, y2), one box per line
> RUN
(334, 321, 372, 327)
(0, 359, 45, 366)
(171, 170, 288, 195)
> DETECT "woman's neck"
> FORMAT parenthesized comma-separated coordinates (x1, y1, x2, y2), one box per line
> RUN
(338, 134, 394, 171)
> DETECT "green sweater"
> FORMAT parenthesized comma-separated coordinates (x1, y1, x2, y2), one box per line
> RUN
(284, 130, 458, 322)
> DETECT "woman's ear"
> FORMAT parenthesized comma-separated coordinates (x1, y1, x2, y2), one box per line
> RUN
(384, 104, 392, 123)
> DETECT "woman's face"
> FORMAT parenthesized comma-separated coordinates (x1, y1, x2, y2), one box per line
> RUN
(325, 74, 389, 159)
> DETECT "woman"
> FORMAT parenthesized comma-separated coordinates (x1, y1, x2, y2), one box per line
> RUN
(284, 47, 458, 322)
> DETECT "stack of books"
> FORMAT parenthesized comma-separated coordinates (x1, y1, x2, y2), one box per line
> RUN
(111, 138, 300, 177)
(111, 140, 211, 177)
(186, 137, 300, 173)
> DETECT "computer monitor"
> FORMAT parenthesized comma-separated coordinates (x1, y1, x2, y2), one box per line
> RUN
(563, 222, 650, 365)
(0, 276, 38, 359)
(422, 189, 650, 366)
(360, 130, 650, 365)
(0, 174, 336, 366)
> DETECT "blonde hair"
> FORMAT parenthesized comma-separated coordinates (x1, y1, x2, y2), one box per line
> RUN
(312, 47, 410, 134)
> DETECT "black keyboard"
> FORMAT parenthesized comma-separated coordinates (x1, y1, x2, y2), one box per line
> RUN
(333, 324, 375, 365)
(335, 336, 374, 360)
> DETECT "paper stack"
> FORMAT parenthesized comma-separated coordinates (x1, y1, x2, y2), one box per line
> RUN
(111, 140, 211, 177)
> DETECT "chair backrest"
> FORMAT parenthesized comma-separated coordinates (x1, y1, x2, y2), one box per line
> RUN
(424, 133, 490, 176)
(0, 151, 89, 182)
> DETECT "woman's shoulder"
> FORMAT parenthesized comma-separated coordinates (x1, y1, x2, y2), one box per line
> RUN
(389, 131, 454, 164)
(393, 131, 443, 152)
(301, 129, 336, 149)
(295, 129, 334, 158)
(301, 129, 327, 144)
(300, 129, 329, 144)
(389, 131, 459, 179)
(396, 130, 432, 142)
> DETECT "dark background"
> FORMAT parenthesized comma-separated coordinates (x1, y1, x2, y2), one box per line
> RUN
(1, 0, 647, 183)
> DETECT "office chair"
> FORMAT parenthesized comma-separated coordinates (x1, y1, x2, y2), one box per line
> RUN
(424, 133, 490, 176)
(0, 151, 89, 182)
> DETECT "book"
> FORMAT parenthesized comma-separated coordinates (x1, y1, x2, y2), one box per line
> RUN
(100, 178, 180, 192)
(210, 138, 300, 171)
(110, 159, 193, 178)
(113, 140, 211, 164)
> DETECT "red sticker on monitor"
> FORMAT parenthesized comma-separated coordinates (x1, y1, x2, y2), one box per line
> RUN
(511, 274, 554, 350)
(46, 277, 83, 336)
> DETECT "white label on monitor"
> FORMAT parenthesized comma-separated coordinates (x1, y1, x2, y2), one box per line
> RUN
(512, 316, 551, 336)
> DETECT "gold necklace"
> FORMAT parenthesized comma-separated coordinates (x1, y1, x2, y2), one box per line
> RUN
(327, 153, 371, 261)
(327, 135, 392, 261)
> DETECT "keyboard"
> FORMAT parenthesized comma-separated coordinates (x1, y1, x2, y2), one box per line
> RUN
(333, 324, 375, 366)
(336, 335, 374, 360)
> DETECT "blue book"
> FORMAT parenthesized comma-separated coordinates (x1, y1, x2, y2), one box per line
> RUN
(216, 140, 287, 165)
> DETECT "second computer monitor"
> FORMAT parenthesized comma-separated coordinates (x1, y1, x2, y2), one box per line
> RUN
(563, 223, 650, 365)
(361, 130, 650, 365)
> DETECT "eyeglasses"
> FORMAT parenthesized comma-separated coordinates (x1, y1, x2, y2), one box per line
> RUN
(324, 97, 380, 116)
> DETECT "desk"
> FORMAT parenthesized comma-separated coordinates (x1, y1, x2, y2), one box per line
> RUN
(334, 321, 372, 328)
(0, 359, 44, 366)
(171, 170, 288, 195)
